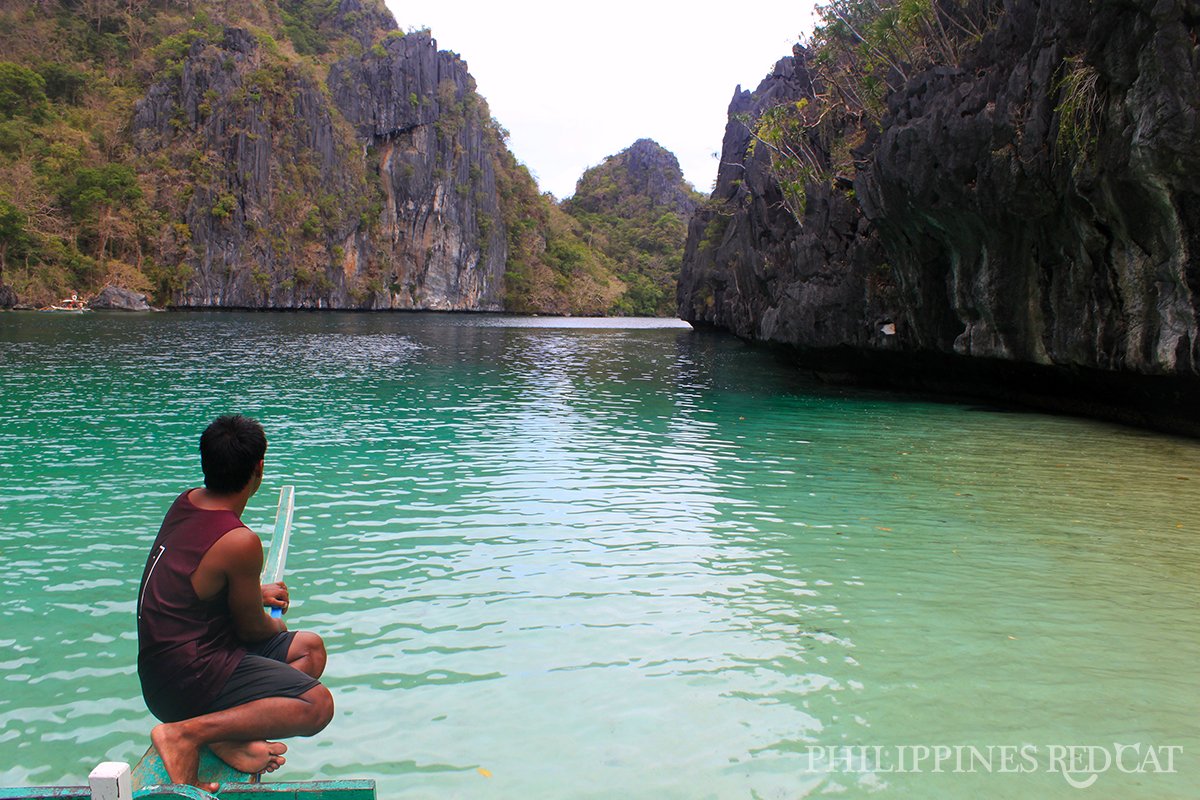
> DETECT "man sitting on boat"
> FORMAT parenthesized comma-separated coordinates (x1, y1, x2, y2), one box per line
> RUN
(136, 414, 334, 790)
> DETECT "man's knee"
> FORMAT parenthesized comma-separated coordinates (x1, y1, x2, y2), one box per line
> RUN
(288, 631, 327, 679)
(303, 684, 334, 734)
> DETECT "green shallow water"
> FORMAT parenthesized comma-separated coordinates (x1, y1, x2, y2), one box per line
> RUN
(0, 311, 1198, 799)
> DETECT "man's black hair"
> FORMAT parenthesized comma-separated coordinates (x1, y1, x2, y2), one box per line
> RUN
(199, 414, 267, 494)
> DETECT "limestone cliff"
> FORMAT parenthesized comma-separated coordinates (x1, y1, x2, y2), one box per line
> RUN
(329, 30, 507, 310)
(132, 25, 370, 308)
(679, 0, 1200, 433)
(0, 1, 674, 314)
(131, 10, 505, 310)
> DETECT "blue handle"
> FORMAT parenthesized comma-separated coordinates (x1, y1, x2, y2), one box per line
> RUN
(269, 606, 283, 618)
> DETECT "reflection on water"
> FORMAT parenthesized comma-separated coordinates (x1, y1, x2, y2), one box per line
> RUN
(0, 311, 1198, 798)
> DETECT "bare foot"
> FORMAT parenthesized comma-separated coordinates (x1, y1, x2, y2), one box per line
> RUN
(210, 740, 288, 774)
(151, 723, 219, 793)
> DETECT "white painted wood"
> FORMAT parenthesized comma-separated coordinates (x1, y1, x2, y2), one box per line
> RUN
(88, 762, 131, 800)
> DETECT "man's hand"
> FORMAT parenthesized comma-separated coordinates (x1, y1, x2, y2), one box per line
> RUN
(261, 581, 289, 615)
(261, 582, 289, 614)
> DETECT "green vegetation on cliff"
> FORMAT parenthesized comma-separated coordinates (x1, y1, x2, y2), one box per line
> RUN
(0, 2, 151, 304)
(562, 139, 702, 316)
(494, 135, 704, 317)
(486, 123, 625, 315)
(0, 0, 382, 306)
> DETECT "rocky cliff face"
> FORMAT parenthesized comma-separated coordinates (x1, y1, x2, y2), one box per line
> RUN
(133, 27, 359, 308)
(679, 0, 1200, 433)
(679, 53, 892, 352)
(131, 8, 505, 310)
(329, 32, 506, 310)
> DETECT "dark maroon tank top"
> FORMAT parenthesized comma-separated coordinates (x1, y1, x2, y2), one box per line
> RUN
(137, 489, 248, 722)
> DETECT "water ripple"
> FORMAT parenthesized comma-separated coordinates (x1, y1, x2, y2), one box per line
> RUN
(1, 312, 1198, 798)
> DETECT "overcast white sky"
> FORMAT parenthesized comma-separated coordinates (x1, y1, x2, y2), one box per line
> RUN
(383, 1, 819, 199)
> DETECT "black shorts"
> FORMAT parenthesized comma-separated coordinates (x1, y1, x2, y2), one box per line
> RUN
(206, 631, 322, 713)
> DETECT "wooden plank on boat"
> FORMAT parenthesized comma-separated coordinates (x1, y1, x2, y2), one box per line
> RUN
(129, 786, 216, 800)
(209, 781, 376, 800)
(0, 777, 374, 800)
(129, 748, 375, 800)
(131, 781, 375, 800)
(2, 750, 374, 800)
(0, 788, 90, 800)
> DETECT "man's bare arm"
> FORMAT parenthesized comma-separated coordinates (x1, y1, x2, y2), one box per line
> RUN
(199, 527, 286, 643)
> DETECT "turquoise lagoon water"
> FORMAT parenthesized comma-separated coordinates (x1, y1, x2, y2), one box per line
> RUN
(0, 311, 1197, 799)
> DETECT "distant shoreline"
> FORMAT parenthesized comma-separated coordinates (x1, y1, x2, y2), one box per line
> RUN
(4, 306, 694, 328)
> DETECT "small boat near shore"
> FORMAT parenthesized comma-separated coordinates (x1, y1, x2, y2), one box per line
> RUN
(37, 294, 91, 313)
